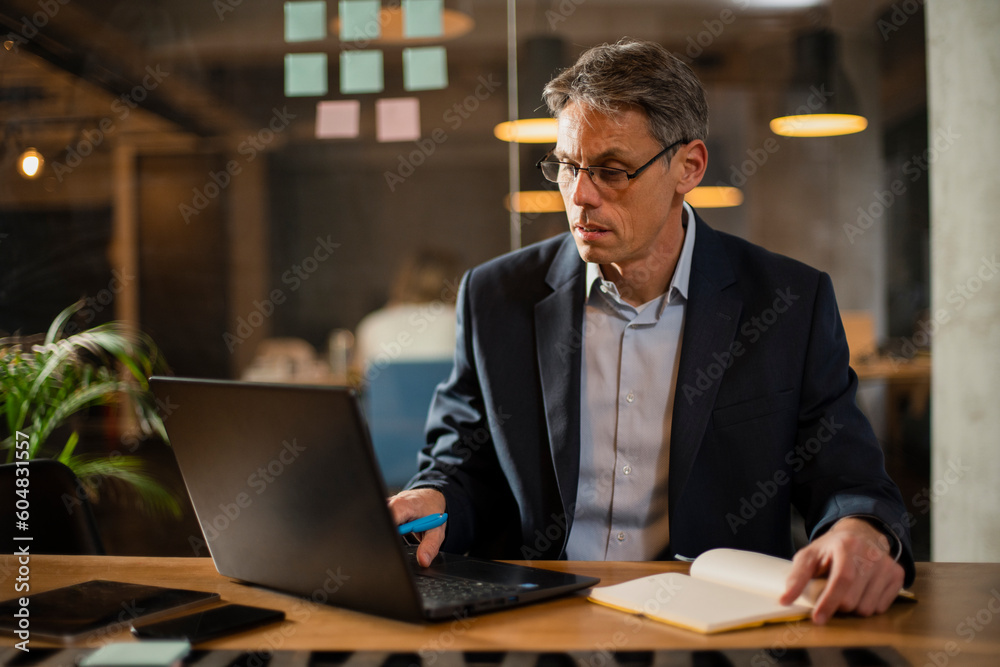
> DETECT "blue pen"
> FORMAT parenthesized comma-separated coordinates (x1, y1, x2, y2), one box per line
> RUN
(398, 512, 448, 535)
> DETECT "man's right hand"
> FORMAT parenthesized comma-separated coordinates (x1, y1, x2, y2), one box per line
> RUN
(388, 488, 447, 567)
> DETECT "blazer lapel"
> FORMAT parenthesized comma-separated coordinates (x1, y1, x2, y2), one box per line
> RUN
(669, 215, 742, 513)
(535, 236, 586, 523)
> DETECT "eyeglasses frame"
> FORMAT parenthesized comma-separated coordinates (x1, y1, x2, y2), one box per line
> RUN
(535, 138, 688, 189)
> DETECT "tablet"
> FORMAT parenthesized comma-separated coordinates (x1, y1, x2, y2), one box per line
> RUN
(0, 580, 219, 644)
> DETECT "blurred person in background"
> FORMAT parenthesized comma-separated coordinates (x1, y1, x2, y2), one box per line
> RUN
(352, 248, 461, 380)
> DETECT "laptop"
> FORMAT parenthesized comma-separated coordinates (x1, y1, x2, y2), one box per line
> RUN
(149, 376, 599, 622)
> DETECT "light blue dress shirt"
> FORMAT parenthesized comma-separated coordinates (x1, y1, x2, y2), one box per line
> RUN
(565, 202, 697, 560)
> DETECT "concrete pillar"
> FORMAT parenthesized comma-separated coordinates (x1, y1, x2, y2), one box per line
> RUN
(926, 0, 1000, 561)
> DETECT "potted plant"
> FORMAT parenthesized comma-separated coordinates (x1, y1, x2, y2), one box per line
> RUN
(1, 301, 180, 518)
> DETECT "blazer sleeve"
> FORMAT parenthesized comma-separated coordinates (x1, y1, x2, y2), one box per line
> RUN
(405, 270, 519, 555)
(791, 272, 916, 586)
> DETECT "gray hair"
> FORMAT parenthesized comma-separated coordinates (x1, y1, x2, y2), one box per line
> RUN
(542, 38, 709, 150)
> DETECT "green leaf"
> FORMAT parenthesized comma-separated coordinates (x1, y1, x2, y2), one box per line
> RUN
(43, 301, 82, 346)
(69, 455, 183, 519)
(32, 380, 123, 451)
(58, 430, 80, 464)
(0, 302, 175, 518)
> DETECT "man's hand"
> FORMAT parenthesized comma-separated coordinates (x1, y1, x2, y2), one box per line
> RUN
(780, 517, 904, 625)
(388, 488, 447, 567)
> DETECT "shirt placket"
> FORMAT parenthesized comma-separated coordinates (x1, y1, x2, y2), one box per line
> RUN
(607, 304, 657, 557)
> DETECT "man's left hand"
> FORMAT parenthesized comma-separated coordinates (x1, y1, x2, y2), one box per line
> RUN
(780, 516, 904, 625)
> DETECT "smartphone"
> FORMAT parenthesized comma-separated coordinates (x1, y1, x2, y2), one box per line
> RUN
(130, 603, 285, 643)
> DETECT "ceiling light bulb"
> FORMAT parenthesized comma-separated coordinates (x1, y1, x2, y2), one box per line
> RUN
(493, 119, 559, 143)
(504, 191, 565, 213)
(18, 149, 44, 179)
(687, 186, 745, 208)
(770, 114, 868, 137)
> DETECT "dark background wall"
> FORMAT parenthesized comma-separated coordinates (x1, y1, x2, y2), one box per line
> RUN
(267, 136, 513, 351)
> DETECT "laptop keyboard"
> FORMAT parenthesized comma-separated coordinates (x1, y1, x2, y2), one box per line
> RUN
(402, 545, 523, 607)
(414, 573, 520, 606)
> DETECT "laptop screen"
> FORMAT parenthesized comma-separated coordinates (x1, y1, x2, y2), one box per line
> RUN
(151, 377, 427, 621)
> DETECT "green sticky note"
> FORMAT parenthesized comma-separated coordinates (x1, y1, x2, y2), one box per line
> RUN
(403, 0, 443, 39)
(340, 49, 384, 94)
(339, 0, 380, 42)
(285, 53, 329, 96)
(403, 46, 448, 91)
(81, 640, 190, 666)
(285, 1, 327, 42)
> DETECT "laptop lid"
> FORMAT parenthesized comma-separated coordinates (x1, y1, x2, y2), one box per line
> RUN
(152, 376, 428, 621)
(150, 377, 598, 622)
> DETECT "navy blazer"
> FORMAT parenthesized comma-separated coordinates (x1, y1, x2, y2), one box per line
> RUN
(412, 213, 915, 586)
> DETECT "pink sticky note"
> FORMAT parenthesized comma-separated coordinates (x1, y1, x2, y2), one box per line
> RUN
(376, 97, 421, 142)
(315, 100, 360, 139)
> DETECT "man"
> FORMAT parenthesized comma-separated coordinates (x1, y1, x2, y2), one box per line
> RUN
(389, 38, 913, 625)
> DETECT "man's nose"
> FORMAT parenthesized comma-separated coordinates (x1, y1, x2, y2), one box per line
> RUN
(569, 169, 602, 208)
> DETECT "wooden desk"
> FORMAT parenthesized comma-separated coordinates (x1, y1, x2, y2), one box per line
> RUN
(853, 355, 931, 383)
(2, 557, 999, 665)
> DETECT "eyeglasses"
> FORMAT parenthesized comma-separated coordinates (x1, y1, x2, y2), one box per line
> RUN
(536, 138, 687, 190)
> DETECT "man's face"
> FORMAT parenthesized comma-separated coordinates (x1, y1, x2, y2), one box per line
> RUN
(553, 102, 684, 275)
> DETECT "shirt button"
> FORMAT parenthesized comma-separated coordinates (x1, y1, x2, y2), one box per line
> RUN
(623, 465, 632, 475)
(599, 284, 608, 293)
(626, 392, 635, 403)
(617, 532, 625, 542)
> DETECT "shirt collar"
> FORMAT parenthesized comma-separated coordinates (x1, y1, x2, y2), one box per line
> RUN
(585, 201, 698, 307)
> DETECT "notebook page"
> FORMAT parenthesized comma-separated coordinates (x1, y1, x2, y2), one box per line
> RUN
(689, 548, 824, 607)
(589, 572, 812, 634)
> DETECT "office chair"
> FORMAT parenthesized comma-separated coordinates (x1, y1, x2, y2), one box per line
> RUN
(362, 360, 452, 492)
(0, 459, 105, 555)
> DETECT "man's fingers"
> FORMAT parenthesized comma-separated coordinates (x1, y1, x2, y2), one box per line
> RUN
(873, 564, 905, 615)
(849, 552, 898, 616)
(417, 526, 446, 567)
(810, 580, 840, 625)
(388, 488, 448, 567)
(854, 579, 884, 617)
(388, 488, 446, 524)
(789, 518, 905, 625)
(781, 549, 821, 606)
(387, 493, 413, 523)
(821, 546, 865, 624)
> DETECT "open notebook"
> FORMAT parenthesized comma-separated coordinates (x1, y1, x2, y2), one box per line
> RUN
(588, 548, 914, 634)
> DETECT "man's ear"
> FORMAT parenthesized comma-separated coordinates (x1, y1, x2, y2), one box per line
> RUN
(675, 140, 708, 195)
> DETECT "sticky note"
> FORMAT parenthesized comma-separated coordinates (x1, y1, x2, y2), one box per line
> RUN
(403, 0, 443, 39)
(316, 100, 361, 138)
(339, 0, 380, 42)
(403, 46, 448, 91)
(284, 1, 327, 42)
(285, 53, 328, 96)
(376, 98, 421, 142)
(340, 49, 383, 94)
(81, 640, 190, 666)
